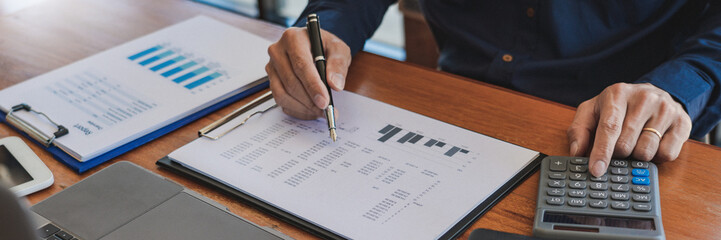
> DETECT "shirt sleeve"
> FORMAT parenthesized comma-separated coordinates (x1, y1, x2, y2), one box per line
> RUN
(292, 0, 397, 55)
(636, 2, 721, 139)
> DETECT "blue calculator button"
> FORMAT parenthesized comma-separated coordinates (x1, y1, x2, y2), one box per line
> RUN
(632, 177, 650, 185)
(632, 168, 650, 177)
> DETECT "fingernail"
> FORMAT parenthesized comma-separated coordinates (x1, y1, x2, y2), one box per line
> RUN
(332, 73, 345, 90)
(313, 94, 327, 109)
(592, 161, 606, 177)
(570, 141, 578, 156)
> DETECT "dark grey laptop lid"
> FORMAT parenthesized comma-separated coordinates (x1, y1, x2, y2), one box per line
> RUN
(31, 161, 287, 240)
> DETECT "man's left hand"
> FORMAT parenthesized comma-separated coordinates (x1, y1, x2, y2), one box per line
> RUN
(567, 83, 692, 177)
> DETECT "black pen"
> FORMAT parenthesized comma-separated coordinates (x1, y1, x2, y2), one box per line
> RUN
(307, 13, 337, 142)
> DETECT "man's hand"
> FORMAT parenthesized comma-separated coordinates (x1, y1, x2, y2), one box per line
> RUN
(266, 27, 351, 119)
(567, 83, 692, 177)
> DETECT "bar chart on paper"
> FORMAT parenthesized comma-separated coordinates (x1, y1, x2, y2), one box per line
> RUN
(375, 124, 475, 172)
(378, 124, 469, 156)
(127, 44, 228, 92)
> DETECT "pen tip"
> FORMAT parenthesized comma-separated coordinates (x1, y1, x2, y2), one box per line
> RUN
(330, 129, 337, 142)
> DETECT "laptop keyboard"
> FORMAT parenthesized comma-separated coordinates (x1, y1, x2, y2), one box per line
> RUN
(38, 223, 78, 240)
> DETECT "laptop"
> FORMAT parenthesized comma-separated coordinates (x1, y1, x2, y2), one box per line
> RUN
(27, 161, 291, 240)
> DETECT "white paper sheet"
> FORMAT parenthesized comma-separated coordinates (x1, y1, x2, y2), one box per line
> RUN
(0, 16, 272, 161)
(169, 91, 540, 239)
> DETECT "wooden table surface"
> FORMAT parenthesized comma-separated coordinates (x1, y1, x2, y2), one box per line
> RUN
(1, 0, 720, 239)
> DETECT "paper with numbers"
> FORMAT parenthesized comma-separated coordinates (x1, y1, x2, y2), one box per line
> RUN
(168, 91, 540, 239)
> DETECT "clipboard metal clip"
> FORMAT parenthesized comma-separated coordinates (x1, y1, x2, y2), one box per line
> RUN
(199, 91, 276, 140)
(6, 103, 69, 147)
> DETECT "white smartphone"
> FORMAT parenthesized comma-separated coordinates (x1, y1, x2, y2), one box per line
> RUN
(0, 136, 53, 196)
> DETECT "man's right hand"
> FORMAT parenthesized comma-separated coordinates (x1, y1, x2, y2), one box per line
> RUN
(266, 27, 352, 120)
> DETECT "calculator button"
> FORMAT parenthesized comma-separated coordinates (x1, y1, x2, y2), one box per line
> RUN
(610, 160, 628, 167)
(549, 159, 567, 172)
(611, 175, 629, 183)
(631, 161, 649, 169)
(547, 188, 565, 196)
(570, 158, 588, 165)
(590, 182, 609, 190)
(590, 191, 608, 199)
(611, 192, 630, 201)
(632, 185, 651, 193)
(611, 184, 630, 192)
(568, 190, 587, 198)
(589, 200, 608, 209)
(633, 194, 651, 202)
(611, 201, 630, 210)
(590, 175, 608, 182)
(633, 203, 653, 212)
(632, 177, 650, 185)
(548, 180, 566, 188)
(569, 173, 587, 181)
(570, 165, 588, 173)
(568, 198, 586, 207)
(611, 167, 629, 175)
(547, 197, 564, 205)
(632, 169, 650, 177)
(549, 173, 566, 179)
(569, 181, 587, 189)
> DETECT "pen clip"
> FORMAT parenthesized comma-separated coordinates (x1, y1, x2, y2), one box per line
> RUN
(199, 91, 276, 140)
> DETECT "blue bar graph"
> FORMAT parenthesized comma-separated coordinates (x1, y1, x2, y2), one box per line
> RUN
(162, 61, 197, 77)
(150, 56, 186, 72)
(173, 66, 209, 83)
(128, 45, 162, 60)
(185, 72, 222, 89)
(139, 50, 174, 66)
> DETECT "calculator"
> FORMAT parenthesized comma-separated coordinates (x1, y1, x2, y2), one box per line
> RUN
(533, 156, 664, 240)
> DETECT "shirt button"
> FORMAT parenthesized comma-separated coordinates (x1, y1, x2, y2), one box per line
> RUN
(502, 54, 513, 62)
(526, 7, 535, 18)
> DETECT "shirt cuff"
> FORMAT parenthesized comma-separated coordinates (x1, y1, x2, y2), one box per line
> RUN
(293, 11, 365, 55)
(636, 59, 713, 122)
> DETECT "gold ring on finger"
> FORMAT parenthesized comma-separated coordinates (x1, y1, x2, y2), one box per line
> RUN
(642, 127, 662, 139)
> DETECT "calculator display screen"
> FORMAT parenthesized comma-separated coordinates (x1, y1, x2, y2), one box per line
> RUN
(0, 145, 33, 188)
(543, 212, 655, 230)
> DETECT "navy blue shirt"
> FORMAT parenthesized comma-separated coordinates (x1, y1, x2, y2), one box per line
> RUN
(295, 0, 721, 139)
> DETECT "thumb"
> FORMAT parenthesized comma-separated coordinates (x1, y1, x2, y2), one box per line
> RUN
(322, 31, 351, 91)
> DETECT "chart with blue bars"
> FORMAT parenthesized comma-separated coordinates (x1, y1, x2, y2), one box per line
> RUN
(377, 124, 470, 157)
(128, 44, 226, 92)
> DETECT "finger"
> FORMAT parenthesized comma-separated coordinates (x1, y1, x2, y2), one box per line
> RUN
(589, 87, 628, 177)
(267, 64, 323, 120)
(322, 31, 351, 91)
(614, 98, 654, 158)
(268, 43, 316, 111)
(283, 30, 329, 110)
(632, 104, 675, 161)
(567, 99, 597, 157)
(654, 117, 691, 162)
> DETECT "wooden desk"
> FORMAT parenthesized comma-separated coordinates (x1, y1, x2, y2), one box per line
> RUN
(1, 0, 719, 239)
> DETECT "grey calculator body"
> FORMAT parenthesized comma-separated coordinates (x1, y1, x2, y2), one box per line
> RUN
(533, 156, 664, 240)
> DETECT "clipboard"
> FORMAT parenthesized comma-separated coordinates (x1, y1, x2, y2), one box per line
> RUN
(1, 81, 268, 173)
(156, 90, 546, 240)
(0, 16, 276, 173)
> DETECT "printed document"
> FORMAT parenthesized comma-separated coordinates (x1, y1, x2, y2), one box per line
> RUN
(168, 91, 540, 239)
(0, 16, 271, 161)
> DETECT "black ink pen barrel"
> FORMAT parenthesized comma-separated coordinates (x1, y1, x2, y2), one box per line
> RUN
(307, 13, 337, 141)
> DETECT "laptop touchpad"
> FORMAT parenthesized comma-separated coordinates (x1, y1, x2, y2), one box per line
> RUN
(101, 192, 283, 240)
(31, 162, 182, 240)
